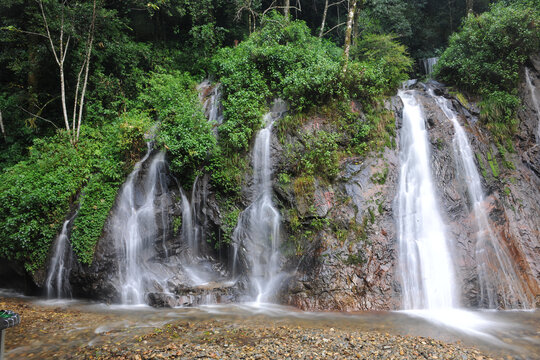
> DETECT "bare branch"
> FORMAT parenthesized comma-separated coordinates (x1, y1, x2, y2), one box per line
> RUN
(328, 0, 347, 8)
(38, 0, 61, 65)
(0, 26, 48, 39)
(17, 106, 60, 130)
(323, 21, 346, 36)
(76, 0, 97, 142)
(0, 110, 6, 141)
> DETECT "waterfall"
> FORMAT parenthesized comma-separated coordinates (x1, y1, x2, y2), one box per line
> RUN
(198, 80, 224, 135)
(422, 57, 439, 77)
(397, 90, 458, 310)
(45, 213, 76, 298)
(113, 145, 169, 305)
(431, 92, 534, 309)
(232, 99, 287, 302)
(525, 67, 540, 143)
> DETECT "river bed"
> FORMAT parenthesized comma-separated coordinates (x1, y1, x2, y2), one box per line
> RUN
(1, 291, 539, 359)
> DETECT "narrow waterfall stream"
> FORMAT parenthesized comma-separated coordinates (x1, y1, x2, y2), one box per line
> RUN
(431, 91, 534, 309)
(232, 100, 287, 303)
(45, 213, 77, 298)
(422, 57, 439, 77)
(397, 90, 458, 310)
(113, 145, 169, 305)
(525, 67, 540, 143)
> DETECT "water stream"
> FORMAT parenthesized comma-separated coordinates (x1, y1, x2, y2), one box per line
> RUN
(45, 212, 77, 298)
(430, 90, 534, 309)
(232, 100, 287, 303)
(525, 67, 540, 143)
(422, 57, 439, 77)
(112, 145, 169, 304)
(397, 89, 458, 310)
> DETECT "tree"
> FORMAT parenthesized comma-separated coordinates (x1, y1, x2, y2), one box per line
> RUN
(343, 0, 359, 71)
(235, 0, 261, 34)
(319, 0, 347, 38)
(38, 0, 97, 144)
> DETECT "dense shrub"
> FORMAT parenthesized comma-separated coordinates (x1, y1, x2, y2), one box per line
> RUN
(213, 14, 343, 152)
(0, 116, 149, 271)
(350, 34, 413, 96)
(434, 2, 539, 140)
(141, 71, 216, 182)
(213, 14, 411, 156)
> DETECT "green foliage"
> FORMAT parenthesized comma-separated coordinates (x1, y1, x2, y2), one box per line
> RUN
(216, 198, 241, 248)
(435, 2, 539, 141)
(436, 3, 539, 94)
(479, 91, 520, 142)
(143, 71, 216, 182)
(487, 151, 500, 178)
(294, 130, 341, 180)
(0, 117, 149, 271)
(371, 167, 389, 185)
(350, 34, 413, 95)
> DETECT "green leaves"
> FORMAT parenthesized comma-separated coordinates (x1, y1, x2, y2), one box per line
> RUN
(0, 116, 149, 271)
(435, 2, 539, 94)
(144, 71, 216, 182)
(435, 2, 539, 142)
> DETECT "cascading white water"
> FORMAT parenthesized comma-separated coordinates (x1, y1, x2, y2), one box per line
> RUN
(431, 92, 534, 309)
(422, 57, 439, 77)
(525, 67, 540, 143)
(113, 145, 169, 304)
(232, 100, 287, 303)
(45, 214, 76, 298)
(197, 80, 224, 136)
(397, 90, 458, 310)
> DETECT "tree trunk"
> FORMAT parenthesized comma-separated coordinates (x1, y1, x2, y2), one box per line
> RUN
(284, 0, 290, 18)
(466, 0, 473, 14)
(319, 0, 329, 37)
(0, 110, 6, 141)
(343, 0, 358, 72)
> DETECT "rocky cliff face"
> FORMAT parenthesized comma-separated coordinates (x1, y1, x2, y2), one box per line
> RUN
(69, 67, 540, 309)
(276, 104, 402, 311)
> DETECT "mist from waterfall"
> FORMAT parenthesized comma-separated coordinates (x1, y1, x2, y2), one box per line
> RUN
(232, 99, 287, 303)
(397, 90, 458, 310)
(431, 91, 534, 309)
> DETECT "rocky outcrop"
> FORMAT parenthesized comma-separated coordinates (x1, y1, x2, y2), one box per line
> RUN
(62, 71, 540, 310)
(273, 100, 402, 311)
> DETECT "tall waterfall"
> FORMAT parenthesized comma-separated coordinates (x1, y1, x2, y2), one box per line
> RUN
(113, 145, 169, 304)
(525, 67, 540, 143)
(45, 213, 76, 298)
(232, 100, 287, 302)
(431, 92, 534, 309)
(397, 90, 458, 310)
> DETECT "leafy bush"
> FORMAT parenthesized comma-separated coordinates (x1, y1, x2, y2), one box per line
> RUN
(350, 34, 413, 95)
(434, 2, 539, 140)
(141, 71, 216, 182)
(295, 130, 341, 180)
(213, 13, 343, 152)
(0, 116, 149, 271)
(213, 13, 410, 160)
(435, 3, 539, 94)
